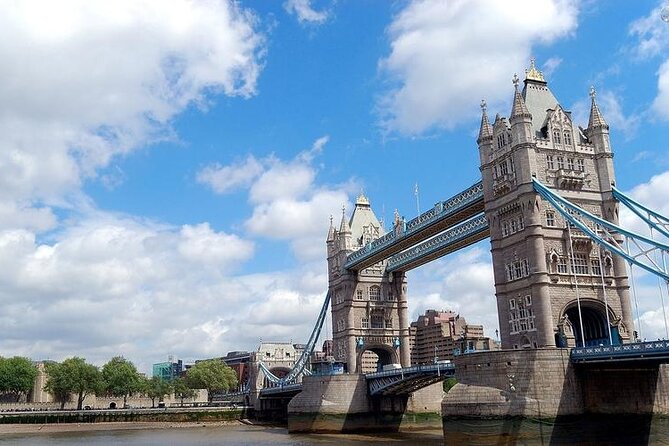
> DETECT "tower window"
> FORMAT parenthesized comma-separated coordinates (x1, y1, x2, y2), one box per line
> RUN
(497, 133, 507, 149)
(547, 155, 555, 170)
(369, 286, 381, 301)
(361, 318, 369, 329)
(576, 159, 584, 172)
(572, 254, 589, 275)
(546, 211, 555, 227)
(567, 158, 574, 170)
(385, 319, 393, 328)
(371, 314, 384, 329)
(499, 160, 509, 176)
(552, 130, 561, 144)
(557, 156, 565, 169)
(564, 131, 572, 146)
(557, 257, 568, 273)
(591, 258, 602, 276)
(356, 289, 363, 300)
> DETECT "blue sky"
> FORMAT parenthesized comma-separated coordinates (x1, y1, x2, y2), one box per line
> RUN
(2, 0, 669, 372)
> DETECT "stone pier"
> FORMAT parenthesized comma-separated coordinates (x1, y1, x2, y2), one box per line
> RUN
(287, 374, 443, 433)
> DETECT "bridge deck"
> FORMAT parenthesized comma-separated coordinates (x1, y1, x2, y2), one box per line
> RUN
(366, 363, 455, 396)
(571, 341, 669, 364)
(344, 182, 483, 271)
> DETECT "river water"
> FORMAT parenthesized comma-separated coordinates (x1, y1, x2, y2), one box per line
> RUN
(3, 417, 669, 445)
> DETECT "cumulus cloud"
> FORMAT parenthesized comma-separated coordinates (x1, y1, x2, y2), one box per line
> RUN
(629, 3, 669, 60)
(197, 156, 265, 194)
(378, 0, 579, 134)
(652, 60, 669, 120)
(570, 89, 641, 139)
(0, 0, 264, 225)
(284, 0, 329, 24)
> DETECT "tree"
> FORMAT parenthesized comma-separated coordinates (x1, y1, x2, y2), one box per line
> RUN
(443, 377, 458, 393)
(144, 376, 172, 408)
(185, 360, 238, 404)
(173, 377, 196, 407)
(44, 357, 102, 410)
(101, 356, 142, 408)
(0, 357, 38, 402)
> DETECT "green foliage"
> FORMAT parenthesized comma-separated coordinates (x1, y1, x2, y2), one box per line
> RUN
(173, 377, 196, 407)
(44, 357, 101, 410)
(186, 360, 238, 402)
(101, 356, 142, 406)
(443, 377, 458, 393)
(0, 356, 38, 402)
(144, 376, 173, 408)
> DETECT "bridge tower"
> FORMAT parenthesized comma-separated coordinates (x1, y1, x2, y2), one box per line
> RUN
(478, 60, 634, 350)
(326, 195, 411, 373)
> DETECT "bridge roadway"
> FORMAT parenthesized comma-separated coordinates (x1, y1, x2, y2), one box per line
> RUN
(344, 181, 484, 271)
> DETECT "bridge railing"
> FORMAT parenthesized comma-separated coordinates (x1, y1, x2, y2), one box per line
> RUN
(258, 383, 303, 396)
(344, 181, 484, 269)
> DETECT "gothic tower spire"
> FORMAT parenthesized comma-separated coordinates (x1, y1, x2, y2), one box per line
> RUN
(587, 86, 609, 131)
(477, 99, 493, 144)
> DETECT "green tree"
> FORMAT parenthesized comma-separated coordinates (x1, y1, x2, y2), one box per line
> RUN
(144, 376, 172, 408)
(173, 377, 196, 407)
(185, 359, 238, 404)
(44, 357, 102, 410)
(101, 356, 142, 408)
(443, 377, 458, 393)
(0, 357, 38, 402)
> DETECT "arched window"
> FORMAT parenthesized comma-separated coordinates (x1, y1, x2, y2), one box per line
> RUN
(552, 129, 561, 144)
(564, 131, 572, 145)
(369, 286, 381, 301)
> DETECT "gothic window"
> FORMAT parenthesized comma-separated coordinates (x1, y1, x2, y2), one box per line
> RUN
(524, 295, 532, 306)
(385, 319, 393, 328)
(337, 319, 345, 332)
(369, 286, 381, 301)
(497, 133, 506, 149)
(567, 158, 574, 170)
(576, 159, 584, 172)
(518, 215, 524, 230)
(506, 264, 514, 281)
(356, 289, 363, 300)
(499, 160, 509, 176)
(521, 259, 530, 276)
(557, 156, 565, 170)
(510, 219, 517, 233)
(361, 318, 369, 329)
(510, 299, 516, 310)
(546, 211, 555, 227)
(387, 291, 395, 301)
(509, 157, 515, 172)
(371, 314, 384, 329)
(591, 258, 602, 276)
(552, 129, 561, 144)
(564, 131, 572, 146)
(513, 261, 523, 279)
(572, 254, 589, 275)
(557, 257, 568, 274)
(547, 155, 555, 170)
(502, 221, 509, 237)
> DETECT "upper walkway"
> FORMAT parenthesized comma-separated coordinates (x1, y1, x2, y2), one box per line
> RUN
(570, 340, 669, 365)
(344, 181, 484, 271)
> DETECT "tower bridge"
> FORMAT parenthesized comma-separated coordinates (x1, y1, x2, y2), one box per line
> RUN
(251, 60, 669, 434)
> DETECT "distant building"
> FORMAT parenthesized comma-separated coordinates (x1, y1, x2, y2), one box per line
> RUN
(152, 358, 183, 382)
(410, 310, 498, 364)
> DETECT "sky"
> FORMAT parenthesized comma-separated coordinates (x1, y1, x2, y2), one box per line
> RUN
(2, 0, 669, 372)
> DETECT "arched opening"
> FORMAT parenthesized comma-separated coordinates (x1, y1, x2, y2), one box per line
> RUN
(357, 345, 398, 373)
(564, 303, 612, 347)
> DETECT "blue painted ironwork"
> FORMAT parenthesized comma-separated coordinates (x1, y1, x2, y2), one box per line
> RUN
(532, 179, 669, 281)
(612, 186, 669, 240)
(258, 291, 331, 385)
(258, 382, 303, 397)
(344, 181, 484, 269)
(571, 340, 669, 363)
(386, 215, 489, 272)
(366, 363, 455, 395)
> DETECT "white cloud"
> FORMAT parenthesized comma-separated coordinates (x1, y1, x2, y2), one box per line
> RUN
(378, 0, 579, 134)
(283, 0, 329, 24)
(652, 60, 669, 120)
(570, 89, 640, 139)
(0, 0, 264, 229)
(629, 3, 669, 60)
(196, 156, 265, 194)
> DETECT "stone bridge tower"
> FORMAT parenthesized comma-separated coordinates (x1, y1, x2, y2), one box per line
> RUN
(478, 60, 634, 350)
(326, 194, 411, 373)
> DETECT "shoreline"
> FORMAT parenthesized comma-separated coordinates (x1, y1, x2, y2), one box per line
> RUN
(0, 419, 256, 435)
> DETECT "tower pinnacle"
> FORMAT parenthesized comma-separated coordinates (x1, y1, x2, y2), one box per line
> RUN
(477, 99, 493, 144)
(587, 86, 609, 131)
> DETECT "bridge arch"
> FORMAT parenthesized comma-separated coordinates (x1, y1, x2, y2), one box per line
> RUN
(356, 344, 399, 373)
(263, 366, 291, 388)
(559, 299, 619, 347)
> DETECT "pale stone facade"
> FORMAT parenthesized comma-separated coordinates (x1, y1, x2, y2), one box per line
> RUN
(477, 61, 634, 350)
(326, 194, 411, 373)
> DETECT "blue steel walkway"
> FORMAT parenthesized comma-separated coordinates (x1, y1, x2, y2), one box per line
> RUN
(571, 340, 669, 364)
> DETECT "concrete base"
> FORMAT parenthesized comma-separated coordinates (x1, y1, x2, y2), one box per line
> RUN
(287, 374, 444, 433)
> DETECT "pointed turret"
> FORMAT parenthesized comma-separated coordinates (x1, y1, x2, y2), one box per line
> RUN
(510, 74, 531, 119)
(510, 73, 533, 146)
(338, 205, 352, 251)
(587, 86, 609, 131)
(477, 100, 493, 144)
(326, 215, 335, 242)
